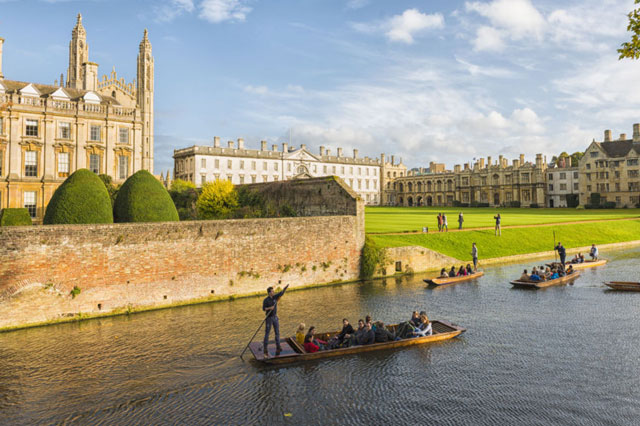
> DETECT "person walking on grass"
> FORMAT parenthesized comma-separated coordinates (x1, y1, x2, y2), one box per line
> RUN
(437, 213, 442, 232)
(471, 243, 478, 272)
(442, 214, 448, 232)
(494, 213, 501, 236)
(458, 212, 464, 230)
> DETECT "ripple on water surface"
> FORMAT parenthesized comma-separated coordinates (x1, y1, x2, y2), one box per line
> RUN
(1, 247, 640, 425)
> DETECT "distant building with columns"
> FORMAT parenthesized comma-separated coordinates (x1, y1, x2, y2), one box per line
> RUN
(0, 14, 154, 222)
(391, 153, 547, 207)
(173, 138, 407, 205)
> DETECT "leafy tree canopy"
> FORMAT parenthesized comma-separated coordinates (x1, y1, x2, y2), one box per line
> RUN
(618, 0, 640, 59)
(197, 180, 238, 219)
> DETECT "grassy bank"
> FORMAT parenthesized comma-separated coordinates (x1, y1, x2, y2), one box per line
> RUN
(365, 207, 640, 234)
(369, 219, 640, 260)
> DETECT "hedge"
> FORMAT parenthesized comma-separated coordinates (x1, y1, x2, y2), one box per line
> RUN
(44, 169, 113, 224)
(0, 208, 33, 226)
(113, 170, 179, 223)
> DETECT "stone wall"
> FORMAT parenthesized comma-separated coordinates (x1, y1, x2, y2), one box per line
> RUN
(377, 246, 461, 277)
(0, 178, 364, 330)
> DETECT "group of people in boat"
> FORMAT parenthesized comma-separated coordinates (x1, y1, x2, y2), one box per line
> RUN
(294, 311, 433, 354)
(518, 263, 575, 282)
(439, 264, 475, 278)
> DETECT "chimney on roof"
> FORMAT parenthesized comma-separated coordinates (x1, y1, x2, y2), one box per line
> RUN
(634, 123, 640, 142)
(319, 146, 325, 156)
(619, 133, 627, 141)
(391, 155, 395, 165)
(237, 138, 244, 149)
(381, 153, 385, 164)
(454, 165, 461, 173)
(519, 154, 525, 165)
(513, 159, 519, 168)
(464, 163, 470, 170)
(300, 144, 306, 150)
(499, 155, 504, 168)
(213, 136, 220, 148)
(487, 156, 492, 168)
(536, 153, 543, 168)
(261, 140, 267, 151)
(272, 144, 278, 152)
(228, 140, 235, 149)
(337, 147, 343, 157)
(282, 142, 288, 152)
(326, 148, 331, 156)
(604, 129, 612, 142)
(479, 158, 485, 169)
(353, 149, 359, 158)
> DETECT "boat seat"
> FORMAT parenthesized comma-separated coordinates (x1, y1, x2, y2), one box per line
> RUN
(287, 337, 307, 354)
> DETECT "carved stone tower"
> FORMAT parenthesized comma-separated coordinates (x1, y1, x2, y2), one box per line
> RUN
(137, 29, 154, 173)
(66, 13, 89, 89)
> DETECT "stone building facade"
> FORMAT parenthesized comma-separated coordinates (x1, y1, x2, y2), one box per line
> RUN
(392, 154, 547, 207)
(0, 14, 154, 222)
(546, 162, 579, 208)
(173, 138, 406, 205)
(579, 127, 640, 207)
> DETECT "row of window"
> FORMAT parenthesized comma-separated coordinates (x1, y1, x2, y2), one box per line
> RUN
(548, 172, 579, 180)
(197, 172, 379, 190)
(5, 118, 131, 144)
(586, 159, 639, 169)
(18, 150, 128, 179)
(549, 183, 579, 191)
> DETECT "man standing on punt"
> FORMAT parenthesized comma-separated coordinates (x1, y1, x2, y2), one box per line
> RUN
(263, 284, 289, 356)
(555, 242, 567, 266)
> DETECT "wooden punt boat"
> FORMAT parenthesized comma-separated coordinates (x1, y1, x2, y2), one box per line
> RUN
(510, 271, 581, 289)
(248, 320, 466, 365)
(546, 259, 607, 270)
(424, 271, 484, 286)
(604, 281, 640, 291)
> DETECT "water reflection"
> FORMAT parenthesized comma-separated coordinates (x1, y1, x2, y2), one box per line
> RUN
(0, 247, 639, 425)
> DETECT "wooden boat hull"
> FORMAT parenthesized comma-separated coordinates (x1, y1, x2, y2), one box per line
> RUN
(547, 259, 607, 270)
(424, 271, 484, 286)
(604, 281, 640, 291)
(249, 320, 465, 365)
(510, 271, 581, 289)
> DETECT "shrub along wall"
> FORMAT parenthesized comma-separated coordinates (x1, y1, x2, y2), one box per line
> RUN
(0, 208, 32, 226)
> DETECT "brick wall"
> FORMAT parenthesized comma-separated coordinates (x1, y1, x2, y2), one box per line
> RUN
(0, 178, 365, 330)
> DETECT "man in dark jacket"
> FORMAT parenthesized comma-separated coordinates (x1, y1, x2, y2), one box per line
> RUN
(336, 318, 354, 344)
(555, 242, 567, 266)
(262, 284, 289, 356)
(357, 322, 376, 345)
(374, 321, 396, 343)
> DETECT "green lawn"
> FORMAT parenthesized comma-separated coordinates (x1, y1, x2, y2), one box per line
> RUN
(369, 219, 640, 261)
(365, 206, 640, 234)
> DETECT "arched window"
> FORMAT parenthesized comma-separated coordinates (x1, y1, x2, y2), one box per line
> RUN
(399, 183, 404, 192)
(408, 182, 413, 192)
(417, 182, 423, 192)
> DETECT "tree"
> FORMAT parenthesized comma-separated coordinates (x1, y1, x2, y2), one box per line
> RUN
(169, 179, 198, 220)
(113, 170, 179, 223)
(98, 174, 119, 206)
(618, 0, 640, 59)
(44, 169, 113, 224)
(570, 151, 584, 167)
(197, 180, 238, 219)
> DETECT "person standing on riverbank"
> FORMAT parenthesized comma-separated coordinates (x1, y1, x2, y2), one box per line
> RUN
(555, 242, 566, 266)
(443, 214, 448, 232)
(262, 284, 289, 356)
(437, 213, 442, 232)
(494, 213, 501, 236)
(471, 243, 478, 271)
(458, 212, 464, 230)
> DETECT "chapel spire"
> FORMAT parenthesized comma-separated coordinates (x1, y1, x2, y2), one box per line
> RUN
(66, 13, 89, 89)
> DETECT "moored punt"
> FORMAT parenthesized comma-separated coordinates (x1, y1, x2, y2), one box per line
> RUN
(248, 320, 465, 365)
(424, 271, 484, 286)
(510, 271, 581, 289)
(604, 281, 640, 291)
(547, 259, 608, 270)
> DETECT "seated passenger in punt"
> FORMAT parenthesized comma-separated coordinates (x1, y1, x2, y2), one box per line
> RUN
(529, 268, 542, 282)
(449, 266, 457, 277)
(365, 315, 377, 331)
(566, 265, 574, 275)
(466, 264, 473, 275)
(519, 269, 530, 281)
(439, 268, 449, 278)
(410, 311, 421, 327)
(457, 265, 467, 276)
(374, 321, 396, 343)
(303, 326, 328, 353)
(349, 321, 375, 346)
(296, 323, 306, 345)
(397, 312, 432, 338)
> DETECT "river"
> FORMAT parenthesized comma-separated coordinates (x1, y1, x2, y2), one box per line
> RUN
(1, 247, 640, 425)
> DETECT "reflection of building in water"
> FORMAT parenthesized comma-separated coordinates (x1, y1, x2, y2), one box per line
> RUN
(391, 153, 547, 207)
(0, 14, 154, 222)
(579, 127, 640, 208)
(174, 139, 407, 205)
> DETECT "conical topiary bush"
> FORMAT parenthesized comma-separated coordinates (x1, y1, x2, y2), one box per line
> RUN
(44, 168, 114, 224)
(113, 170, 179, 223)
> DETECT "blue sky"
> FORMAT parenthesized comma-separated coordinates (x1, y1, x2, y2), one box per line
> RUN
(1, 0, 639, 173)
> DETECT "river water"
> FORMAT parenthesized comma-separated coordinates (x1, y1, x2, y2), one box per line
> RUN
(1, 247, 640, 425)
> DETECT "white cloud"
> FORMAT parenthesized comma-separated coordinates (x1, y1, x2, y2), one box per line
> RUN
(465, 0, 545, 41)
(199, 0, 252, 23)
(154, 0, 194, 22)
(386, 9, 445, 44)
(455, 56, 515, 78)
(346, 0, 368, 9)
(353, 8, 444, 44)
(472, 26, 505, 52)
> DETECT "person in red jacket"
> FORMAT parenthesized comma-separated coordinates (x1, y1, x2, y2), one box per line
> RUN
(303, 326, 327, 353)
